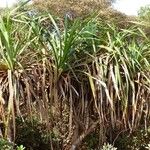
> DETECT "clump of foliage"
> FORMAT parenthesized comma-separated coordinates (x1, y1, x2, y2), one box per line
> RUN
(83, 131, 100, 149)
(32, 0, 111, 17)
(15, 117, 60, 150)
(0, 138, 13, 150)
(30, 0, 136, 31)
(31, 0, 132, 25)
(138, 5, 150, 21)
(102, 143, 117, 150)
(0, 138, 25, 150)
(115, 127, 150, 150)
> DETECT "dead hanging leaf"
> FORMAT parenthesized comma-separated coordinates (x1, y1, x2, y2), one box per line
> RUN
(0, 88, 5, 105)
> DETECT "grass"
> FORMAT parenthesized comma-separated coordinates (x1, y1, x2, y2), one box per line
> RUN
(0, 4, 149, 149)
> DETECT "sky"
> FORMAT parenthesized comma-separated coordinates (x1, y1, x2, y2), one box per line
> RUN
(113, 0, 150, 16)
(0, 0, 32, 7)
(0, 0, 150, 16)
(0, 0, 17, 7)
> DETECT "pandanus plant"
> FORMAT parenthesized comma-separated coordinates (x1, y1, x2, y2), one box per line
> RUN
(0, 6, 34, 140)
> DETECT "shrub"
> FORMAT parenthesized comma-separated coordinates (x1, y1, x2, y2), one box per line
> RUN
(0, 138, 13, 150)
(0, 138, 25, 150)
(15, 117, 60, 150)
(115, 127, 150, 150)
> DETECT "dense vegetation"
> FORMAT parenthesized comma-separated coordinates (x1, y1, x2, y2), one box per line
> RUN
(0, 1, 150, 149)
